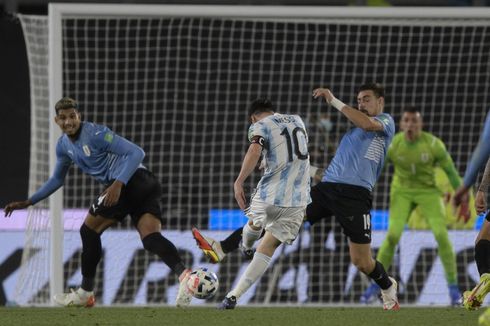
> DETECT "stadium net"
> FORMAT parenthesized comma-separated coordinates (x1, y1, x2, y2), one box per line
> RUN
(17, 5, 490, 306)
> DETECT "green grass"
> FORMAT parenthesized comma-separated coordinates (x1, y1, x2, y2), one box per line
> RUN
(0, 307, 480, 326)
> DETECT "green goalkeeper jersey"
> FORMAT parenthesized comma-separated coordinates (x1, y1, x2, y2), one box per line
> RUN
(388, 131, 461, 190)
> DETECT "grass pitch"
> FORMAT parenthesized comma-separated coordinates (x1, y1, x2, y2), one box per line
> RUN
(0, 307, 480, 326)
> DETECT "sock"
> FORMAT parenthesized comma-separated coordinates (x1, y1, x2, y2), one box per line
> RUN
(368, 260, 392, 290)
(228, 252, 271, 299)
(220, 227, 244, 254)
(77, 287, 94, 296)
(142, 232, 186, 276)
(80, 224, 102, 292)
(242, 223, 263, 249)
(475, 239, 490, 275)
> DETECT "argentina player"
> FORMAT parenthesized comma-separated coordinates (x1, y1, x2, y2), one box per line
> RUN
(218, 98, 311, 309)
(4, 97, 194, 307)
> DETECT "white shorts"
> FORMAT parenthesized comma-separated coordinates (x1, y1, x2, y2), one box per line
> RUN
(245, 199, 306, 245)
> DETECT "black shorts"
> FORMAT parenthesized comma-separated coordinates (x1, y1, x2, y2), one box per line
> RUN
(89, 168, 163, 226)
(306, 182, 373, 244)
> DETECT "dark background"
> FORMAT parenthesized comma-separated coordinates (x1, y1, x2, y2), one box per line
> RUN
(1, 0, 489, 208)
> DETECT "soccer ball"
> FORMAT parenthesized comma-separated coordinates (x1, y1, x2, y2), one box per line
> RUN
(186, 267, 219, 299)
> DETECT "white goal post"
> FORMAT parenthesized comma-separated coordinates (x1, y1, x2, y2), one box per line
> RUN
(15, 4, 490, 306)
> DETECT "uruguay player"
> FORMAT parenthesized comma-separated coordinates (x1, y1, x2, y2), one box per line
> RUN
(4, 97, 193, 307)
(452, 111, 490, 315)
(218, 98, 311, 309)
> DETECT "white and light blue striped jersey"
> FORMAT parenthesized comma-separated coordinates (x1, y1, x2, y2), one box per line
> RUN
(248, 113, 311, 207)
(322, 112, 395, 192)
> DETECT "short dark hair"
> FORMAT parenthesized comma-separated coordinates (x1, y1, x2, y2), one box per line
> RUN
(359, 83, 385, 98)
(55, 97, 78, 114)
(248, 98, 274, 118)
(402, 105, 420, 114)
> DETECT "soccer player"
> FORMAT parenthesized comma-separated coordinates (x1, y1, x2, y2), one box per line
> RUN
(476, 157, 490, 326)
(452, 111, 490, 312)
(360, 106, 463, 306)
(197, 83, 400, 310)
(217, 98, 311, 309)
(3, 97, 193, 307)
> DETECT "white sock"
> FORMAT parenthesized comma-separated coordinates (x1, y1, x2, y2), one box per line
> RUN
(228, 252, 271, 299)
(77, 288, 93, 296)
(242, 223, 262, 249)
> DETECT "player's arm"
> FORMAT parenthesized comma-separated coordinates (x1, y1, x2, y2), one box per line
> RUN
(234, 137, 263, 210)
(312, 88, 383, 132)
(476, 157, 490, 215)
(94, 130, 145, 206)
(435, 139, 462, 190)
(454, 111, 490, 205)
(4, 143, 71, 217)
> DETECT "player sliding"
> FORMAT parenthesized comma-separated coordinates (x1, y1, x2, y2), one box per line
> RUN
(360, 106, 464, 306)
(217, 98, 311, 309)
(4, 97, 194, 308)
(195, 83, 400, 310)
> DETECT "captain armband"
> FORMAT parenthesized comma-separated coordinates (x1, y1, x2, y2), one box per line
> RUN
(251, 135, 265, 147)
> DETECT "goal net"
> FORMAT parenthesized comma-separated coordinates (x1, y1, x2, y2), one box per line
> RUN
(16, 5, 490, 306)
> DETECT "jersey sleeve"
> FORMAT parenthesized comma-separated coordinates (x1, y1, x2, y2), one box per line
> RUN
(433, 137, 461, 189)
(248, 121, 268, 148)
(463, 110, 490, 187)
(28, 140, 71, 204)
(374, 113, 395, 137)
(91, 126, 145, 184)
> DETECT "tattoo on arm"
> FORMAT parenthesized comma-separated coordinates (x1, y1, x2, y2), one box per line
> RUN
(479, 157, 490, 193)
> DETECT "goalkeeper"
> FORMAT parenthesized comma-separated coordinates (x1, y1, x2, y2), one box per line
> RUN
(360, 106, 464, 306)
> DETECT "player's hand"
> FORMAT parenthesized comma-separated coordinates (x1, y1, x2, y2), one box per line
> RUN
(456, 200, 472, 224)
(4, 200, 31, 217)
(312, 88, 334, 103)
(234, 181, 247, 211)
(475, 190, 488, 215)
(103, 181, 124, 207)
(453, 186, 469, 207)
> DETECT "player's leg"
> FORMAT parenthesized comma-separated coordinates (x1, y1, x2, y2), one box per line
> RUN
(465, 212, 490, 310)
(192, 223, 265, 263)
(417, 191, 459, 305)
(53, 213, 116, 307)
(136, 213, 193, 307)
(218, 203, 304, 309)
(219, 231, 281, 309)
(349, 241, 399, 310)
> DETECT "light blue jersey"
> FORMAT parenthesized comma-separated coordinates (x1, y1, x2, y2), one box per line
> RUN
(463, 110, 490, 188)
(249, 113, 311, 207)
(322, 113, 395, 191)
(29, 122, 145, 204)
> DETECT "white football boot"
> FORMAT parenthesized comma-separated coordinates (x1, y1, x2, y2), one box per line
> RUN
(53, 288, 95, 307)
(381, 277, 400, 310)
(176, 269, 193, 307)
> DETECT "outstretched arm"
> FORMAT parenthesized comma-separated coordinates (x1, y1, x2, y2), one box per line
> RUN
(4, 159, 70, 217)
(312, 88, 383, 132)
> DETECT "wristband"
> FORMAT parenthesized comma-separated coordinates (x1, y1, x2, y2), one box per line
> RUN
(329, 97, 346, 112)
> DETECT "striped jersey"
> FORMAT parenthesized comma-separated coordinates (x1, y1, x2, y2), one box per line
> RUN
(323, 113, 395, 191)
(248, 113, 311, 207)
